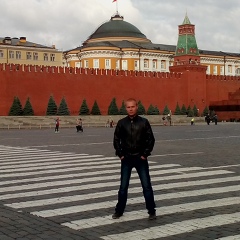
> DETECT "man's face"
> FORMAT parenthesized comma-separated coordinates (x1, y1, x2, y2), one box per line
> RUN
(125, 100, 138, 117)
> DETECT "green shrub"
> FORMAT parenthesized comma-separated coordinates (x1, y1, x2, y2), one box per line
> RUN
(9, 97, 23, 116)
(91, 100, 101, 115)
(108, 98, 119, 115)
(79, 99, 90, 115)
(174, 102, 181, 115)
(46, 95, 57, 115)
(137, 101, 146, 115)
(163, 105, 169, 115)
(181, 104, 187, 115)
(119, 100, 127, 115)
(23, 97, 34, 116)
(58, 97, 70, 115)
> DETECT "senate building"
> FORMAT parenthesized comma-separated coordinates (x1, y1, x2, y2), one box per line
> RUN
(63, 12, 240, 77)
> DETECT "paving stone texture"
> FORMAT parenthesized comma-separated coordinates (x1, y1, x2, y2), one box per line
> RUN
(0, 122, 239, 240)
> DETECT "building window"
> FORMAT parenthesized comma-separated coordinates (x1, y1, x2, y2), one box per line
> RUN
(75, 62, 81, 68)
(236, 67, 240, 76)
(93, 59, 99, 69)
(161, 60, 166, 69)
(116, 60, 120, 69)
(134, 60, 139, 70)
(84, 60, 89, 68)
(16, 51, 21, 59)
(206, 65, 210, 74)
(9, 50, 14, 59)
(0, 50, 3, 58)
(220, 66, 224, 75)
(26, 52, 32, 60)
(228, 65, 232, 73)
(44, 53, 48, 61)
(122, 60, 128, 70)
(144, 59, 149, 69)
(213, 65, 217, 75)
(152, 60, 157, 69)
(50, 54, 55, 62)
(33, 52, 38, 61)
(105, 59, 111, 69)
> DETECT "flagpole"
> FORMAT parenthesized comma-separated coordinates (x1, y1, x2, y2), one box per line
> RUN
(113, 0, 118, 14)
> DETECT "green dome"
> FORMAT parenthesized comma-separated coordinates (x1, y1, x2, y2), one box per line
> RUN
(87, 14, 147, 41)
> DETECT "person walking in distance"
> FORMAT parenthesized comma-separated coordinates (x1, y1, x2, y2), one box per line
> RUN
(113, 98, 156, 220)
(55, 117, 60, 133)
(76, 118, 83, 132)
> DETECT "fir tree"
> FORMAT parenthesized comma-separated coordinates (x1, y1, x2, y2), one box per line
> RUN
(187, 105, 194, 117)
(202, 106, 209, 116)
(147, 104, 155, 115)
(91, 100, 101, 115)
(163, 105, 169, 115)
(181, 104, 187, 115)
(137, 101, 146, 115)
(153, 106, 160, 115)
(9, 97, 23, 116)
(174, 102, 181, 115)
(79, 99, 89, 115)
(193, 104, 198, 116)
(58, 97, 70, 115)
(108, 98, 119, 115)
(46, 95, 57, 115)
(23, 97, 34, 116)
(119, 100, 127, 115)
(147, 104, 160, 115)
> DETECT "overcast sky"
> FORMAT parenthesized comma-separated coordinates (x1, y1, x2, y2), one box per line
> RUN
(1, 0, 239, 53)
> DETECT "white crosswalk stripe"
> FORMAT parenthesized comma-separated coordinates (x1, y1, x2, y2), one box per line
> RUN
(0, 144, 239, 240)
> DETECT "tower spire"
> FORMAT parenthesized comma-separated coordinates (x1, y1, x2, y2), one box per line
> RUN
(175, 13, 199, 57)
(182, 11, 191, 25)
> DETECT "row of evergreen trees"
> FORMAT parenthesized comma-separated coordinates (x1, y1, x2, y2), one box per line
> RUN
(8, 96, 209, 116)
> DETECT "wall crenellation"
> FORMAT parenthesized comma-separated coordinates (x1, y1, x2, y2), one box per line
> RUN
(0, 63, 183, 79)
(206, 74, 240, 82)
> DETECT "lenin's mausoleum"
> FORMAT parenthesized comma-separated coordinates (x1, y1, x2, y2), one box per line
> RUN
(1, 13, 240, 120)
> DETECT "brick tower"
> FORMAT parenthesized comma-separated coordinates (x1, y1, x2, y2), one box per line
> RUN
(170, 13, 207, 111)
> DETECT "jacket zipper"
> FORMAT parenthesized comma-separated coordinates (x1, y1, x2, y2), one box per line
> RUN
(130, 120, 133, 153)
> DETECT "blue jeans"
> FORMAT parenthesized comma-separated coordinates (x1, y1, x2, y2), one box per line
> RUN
(115, 155, 156, 214)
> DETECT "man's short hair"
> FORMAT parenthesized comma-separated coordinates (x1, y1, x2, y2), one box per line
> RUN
(125, 98, 138, 106)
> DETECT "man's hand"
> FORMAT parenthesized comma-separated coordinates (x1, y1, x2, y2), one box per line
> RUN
(120, 156, 124, 160)
(141, 156, 146, 160)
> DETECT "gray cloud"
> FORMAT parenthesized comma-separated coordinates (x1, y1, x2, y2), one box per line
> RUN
(0, 0, 239, 53)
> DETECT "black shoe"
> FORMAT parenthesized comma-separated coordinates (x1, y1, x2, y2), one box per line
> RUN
(148, 212, 157, 220)
(112, 212, 123, 219)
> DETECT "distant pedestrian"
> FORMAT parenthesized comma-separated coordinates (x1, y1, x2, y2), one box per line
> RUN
(76, 118, 83, 132)
(205, 114, 211, 125)
(167, 113, 172, 126)
(110, 119, 114, 128)
(162, 116, 167, 126)
(55, 117, 60, 133)
(106, 119, 110, 127)
(213, 114, 218, 125)
(191, 118, 195, 125)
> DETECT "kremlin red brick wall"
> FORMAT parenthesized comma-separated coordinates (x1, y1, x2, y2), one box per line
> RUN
(1, 63, 240, 116)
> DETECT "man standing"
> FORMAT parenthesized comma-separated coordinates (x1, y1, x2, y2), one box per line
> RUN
(113, 98, 156, 220)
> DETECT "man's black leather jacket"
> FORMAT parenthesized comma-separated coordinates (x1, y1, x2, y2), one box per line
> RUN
(113, 115, 155, 158)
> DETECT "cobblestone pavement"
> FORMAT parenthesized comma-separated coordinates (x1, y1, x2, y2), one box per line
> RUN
(0, 123, 240, 240)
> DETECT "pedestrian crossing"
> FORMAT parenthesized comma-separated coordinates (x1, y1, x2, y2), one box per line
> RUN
(0, 144, 240, 239)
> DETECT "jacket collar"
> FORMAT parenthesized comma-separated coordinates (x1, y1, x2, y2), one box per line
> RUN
(127, 114, 138, 121)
